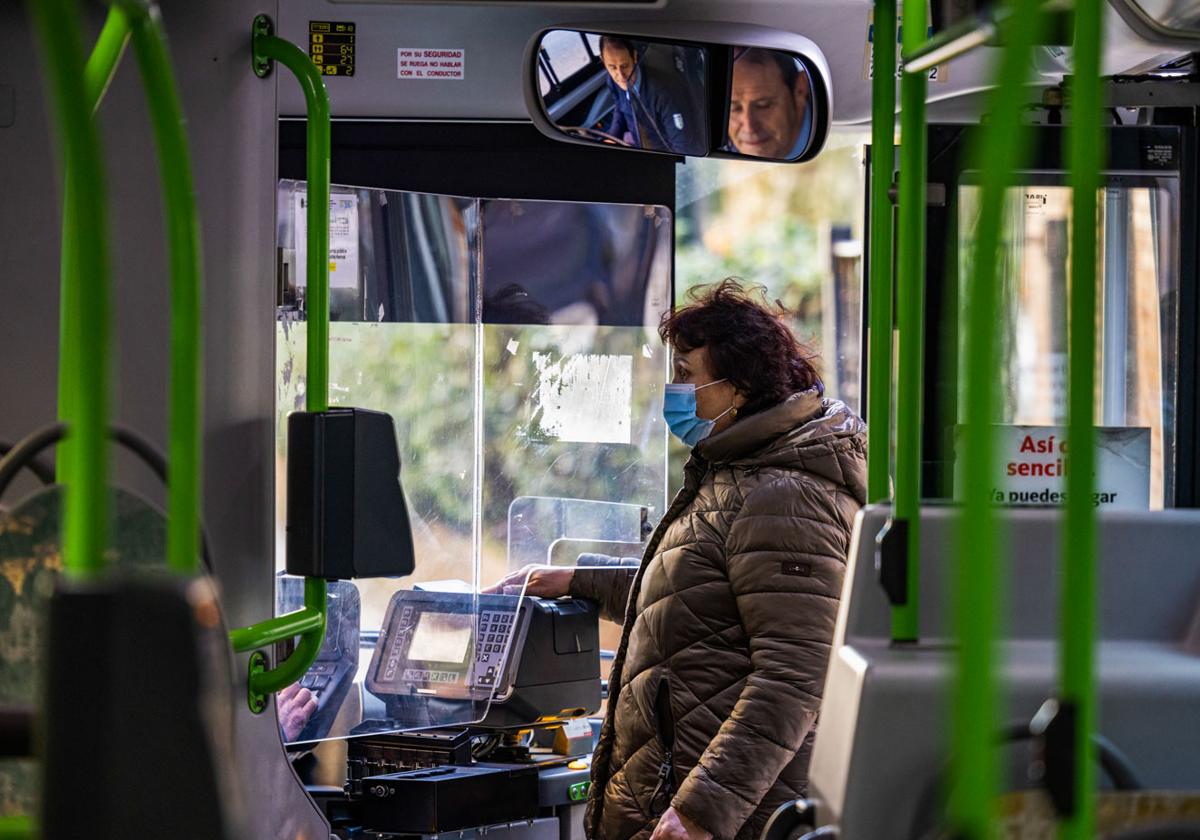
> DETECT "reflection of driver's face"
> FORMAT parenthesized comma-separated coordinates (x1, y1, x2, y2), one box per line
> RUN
(602, 46, 637, 91)
(728, 59, 809, 160)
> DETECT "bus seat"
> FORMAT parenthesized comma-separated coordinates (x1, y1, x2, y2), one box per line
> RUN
(809, 505, 1200, 839)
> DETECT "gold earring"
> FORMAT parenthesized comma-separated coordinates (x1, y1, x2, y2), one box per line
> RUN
(730, 406, 738, 420)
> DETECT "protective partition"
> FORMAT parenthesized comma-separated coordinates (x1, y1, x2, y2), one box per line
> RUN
(273, 180, 670, 743)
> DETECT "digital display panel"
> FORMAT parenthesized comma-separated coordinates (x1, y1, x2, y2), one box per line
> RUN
(408, 612, 474, 664)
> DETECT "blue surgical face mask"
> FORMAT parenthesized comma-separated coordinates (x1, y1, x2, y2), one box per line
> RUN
(663, 379, 734, 446)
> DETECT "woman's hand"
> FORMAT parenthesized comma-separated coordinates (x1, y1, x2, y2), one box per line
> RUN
(482, 564, 574, 598)
(650, 808, 711, 840)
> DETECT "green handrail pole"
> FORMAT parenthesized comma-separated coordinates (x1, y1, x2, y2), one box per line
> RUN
(30, 0, 112, 577)
(125, 4, 205, 575)
(1061, 2, 1105, 837)
(247, 577, 327, 695)
(892, 0, 927, 641)
(230, 599, 326, 653)
(949, 0, 1046, 835)
(253, 29, 331, 414)
(230, 24, 332, 699)
(56, 6, 131, 487)
(867, 0, 898, 503)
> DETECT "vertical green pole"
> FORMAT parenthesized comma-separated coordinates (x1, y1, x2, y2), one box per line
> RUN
(949, 1, 1046, 835)
(1061, 2, 1104, 837)
(892, 0, 927, 641)
(253, 31, 331, 414)
(29, 0, 112, 578)
(126, 6, 205, 576)
(56, 6, 130, 486)
(868, 0, 897, 504)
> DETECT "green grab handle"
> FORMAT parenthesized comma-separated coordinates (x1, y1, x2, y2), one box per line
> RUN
(245, 578, 328, 697)
(254, 23, 331, 414)
(228, 21, 332, 702)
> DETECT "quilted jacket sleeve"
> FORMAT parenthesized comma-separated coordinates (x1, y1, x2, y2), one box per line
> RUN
(671, 476, 850, 839)
(569, 560, 638, 626)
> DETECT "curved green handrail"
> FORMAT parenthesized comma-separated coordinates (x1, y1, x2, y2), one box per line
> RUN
(866, 0, 897, 504)
(230, 578, 326, 653)
(948, 0, 1047, 834)
(29, 0, 112, 578)
(122, 3, 205, 576)
(256, 29, 331, 414)
(57, 6, 130, 489)
(1062, 2, 1105, 837)
(228, 23, 332, 699)
(892, 0, 928, 642)
(236, 577, 328, 695)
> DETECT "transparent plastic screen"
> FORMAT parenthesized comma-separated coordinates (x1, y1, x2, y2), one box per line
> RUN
(274, 182, 670, 744)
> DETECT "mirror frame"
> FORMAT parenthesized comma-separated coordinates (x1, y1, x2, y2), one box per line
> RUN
(523, 21, 833, 163)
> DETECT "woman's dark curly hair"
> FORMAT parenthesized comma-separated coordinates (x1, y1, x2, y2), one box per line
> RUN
(659, 279, 821, 418)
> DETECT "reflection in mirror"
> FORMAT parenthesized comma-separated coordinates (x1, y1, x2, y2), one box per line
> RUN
(536, 30, 707, 156)
(724, 47, 815, 162)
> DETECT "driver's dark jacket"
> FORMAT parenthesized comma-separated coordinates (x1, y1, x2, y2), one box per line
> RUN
(605, 69, 699, 154)
(569, 392, 867, 840)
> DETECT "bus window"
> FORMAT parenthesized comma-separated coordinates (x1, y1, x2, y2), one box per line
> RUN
(958, 180, 1180, 507)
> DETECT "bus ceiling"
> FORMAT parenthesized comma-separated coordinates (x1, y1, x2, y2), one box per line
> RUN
(273, 0, 1187, 129)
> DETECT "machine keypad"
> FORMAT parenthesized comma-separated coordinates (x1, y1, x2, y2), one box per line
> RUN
(475, 608, 517, 687)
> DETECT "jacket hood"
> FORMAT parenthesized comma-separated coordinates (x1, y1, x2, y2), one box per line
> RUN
(695, 388, 867, 503)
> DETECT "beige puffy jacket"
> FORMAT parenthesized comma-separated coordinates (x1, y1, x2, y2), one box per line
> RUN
(570, 390, 867, 840)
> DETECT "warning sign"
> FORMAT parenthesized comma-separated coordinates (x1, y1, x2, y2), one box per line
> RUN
(397, 48, 465, 80)
(953, 425, 1151, 510)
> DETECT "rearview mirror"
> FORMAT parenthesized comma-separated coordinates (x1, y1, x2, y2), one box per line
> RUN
(525, 25, 831, 163)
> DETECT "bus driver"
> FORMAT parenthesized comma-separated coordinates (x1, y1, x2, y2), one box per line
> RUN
(598, 36, 700, 154)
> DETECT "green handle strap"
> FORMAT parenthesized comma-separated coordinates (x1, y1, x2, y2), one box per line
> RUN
(121, 3, 205, 576)
(947, 0, 1047, 834)
(866, 0, 897, 503)
(226, 22, 332, 700)
(29, 0, 112, 579)
(892, 0, 928, 642)
(1062, 2, 1105, 837)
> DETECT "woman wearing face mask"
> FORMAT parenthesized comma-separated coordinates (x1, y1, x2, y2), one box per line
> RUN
(490, 279, 866, 840)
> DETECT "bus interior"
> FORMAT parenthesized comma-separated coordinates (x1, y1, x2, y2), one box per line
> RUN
(3, 0, 1200, 838)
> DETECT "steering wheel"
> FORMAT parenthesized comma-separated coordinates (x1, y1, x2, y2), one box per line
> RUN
(562, 126, 634, 147)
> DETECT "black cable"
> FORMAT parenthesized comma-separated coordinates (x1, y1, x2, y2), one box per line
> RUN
(908, 722, 1145, 839)
(0, 441, 54, 487)
(0, 425, 67, 496)
(0, 422, 214, 573)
